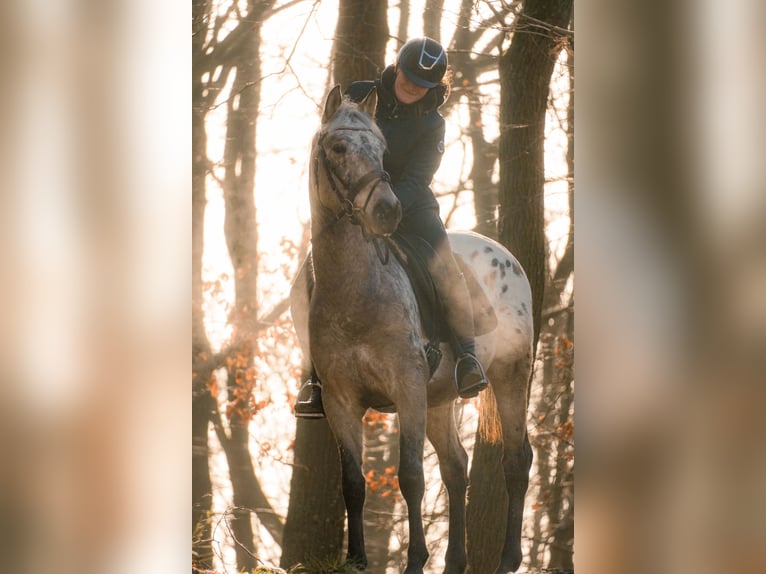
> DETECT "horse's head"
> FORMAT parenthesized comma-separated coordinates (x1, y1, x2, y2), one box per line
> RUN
(311, 85, 401, 237)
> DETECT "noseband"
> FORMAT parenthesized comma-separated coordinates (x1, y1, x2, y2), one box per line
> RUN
(314, 127, 391, 225)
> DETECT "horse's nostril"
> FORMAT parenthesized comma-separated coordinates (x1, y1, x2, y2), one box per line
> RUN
(374, 201, 401, 225)
(374, 203, 390, 221)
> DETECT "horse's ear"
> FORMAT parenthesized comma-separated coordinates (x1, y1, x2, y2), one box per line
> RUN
(322, 85, 343, 124)
(359, 86, 377, 118)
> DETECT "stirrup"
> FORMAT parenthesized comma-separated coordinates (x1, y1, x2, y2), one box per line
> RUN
(295, 377, 325, 419)
(454, 353, 488, 399)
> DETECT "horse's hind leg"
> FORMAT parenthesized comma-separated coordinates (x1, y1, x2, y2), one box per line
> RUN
(426, 403, 468, 574)
(324, 400, 368, 569)
(489, 357, 533, 574)
(397, 403, 430, 574)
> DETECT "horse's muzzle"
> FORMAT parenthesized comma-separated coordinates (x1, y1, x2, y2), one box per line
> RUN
(370, 190, 402, 236)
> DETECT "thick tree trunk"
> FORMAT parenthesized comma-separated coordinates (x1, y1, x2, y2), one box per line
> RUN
(280, 417, 346, 569)
(332, 0, 389, 89)
(468, 2, 572, 571)
(466, 436, 507, 573)
(498, 0, 573, 349)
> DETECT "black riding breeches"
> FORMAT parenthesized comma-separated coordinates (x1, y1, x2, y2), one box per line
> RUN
(397, 204, 449, 254)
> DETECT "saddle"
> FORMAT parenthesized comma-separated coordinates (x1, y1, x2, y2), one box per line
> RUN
(388, 231, 498, 375)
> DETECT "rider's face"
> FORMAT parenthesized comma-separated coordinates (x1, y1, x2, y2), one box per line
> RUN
(394, 68, 429, 105)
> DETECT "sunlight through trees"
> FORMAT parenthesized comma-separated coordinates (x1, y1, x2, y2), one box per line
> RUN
(192, 1, 573, 572)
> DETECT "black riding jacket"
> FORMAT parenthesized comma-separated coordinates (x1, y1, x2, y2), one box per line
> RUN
(346, 65, 447, 215)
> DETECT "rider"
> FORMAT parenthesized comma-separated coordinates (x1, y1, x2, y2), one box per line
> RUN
(295, 37, 487, 418)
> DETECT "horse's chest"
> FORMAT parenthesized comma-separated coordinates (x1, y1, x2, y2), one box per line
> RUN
(311, 309, 369, 343)
(309, 284, 415, 348)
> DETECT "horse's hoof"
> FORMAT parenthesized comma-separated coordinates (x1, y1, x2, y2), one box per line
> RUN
(442, 553, 466, 574)
(344, 555, 367, 572)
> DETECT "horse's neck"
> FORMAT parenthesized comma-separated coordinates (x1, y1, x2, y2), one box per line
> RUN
(308, 137, 389, 292)
(311, 223, 383, 295)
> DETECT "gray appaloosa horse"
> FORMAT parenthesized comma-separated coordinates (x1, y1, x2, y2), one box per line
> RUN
(290, 85, 534, 574)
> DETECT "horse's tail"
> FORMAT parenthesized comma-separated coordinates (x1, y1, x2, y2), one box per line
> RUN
(477, 384, 503, 444)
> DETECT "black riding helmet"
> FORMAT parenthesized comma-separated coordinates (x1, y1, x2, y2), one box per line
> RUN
(396, 37, 447, 89)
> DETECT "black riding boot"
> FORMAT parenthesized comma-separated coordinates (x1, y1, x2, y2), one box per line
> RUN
(294, 371, 325, 419)
(454, 338, 488, 399)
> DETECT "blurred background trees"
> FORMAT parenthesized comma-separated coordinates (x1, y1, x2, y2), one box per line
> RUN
(192, 1, 573, 572)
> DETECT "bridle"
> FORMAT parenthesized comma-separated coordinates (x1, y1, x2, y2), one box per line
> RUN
(313, 126, 392, 226)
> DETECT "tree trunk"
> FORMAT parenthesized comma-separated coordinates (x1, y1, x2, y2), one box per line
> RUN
(468, 2, 573, 571)
(546, 379, 574, 570)
(280, 417, 346, 569)
(191, 125, 214, 569)
(466, 436, 507, 573)
(423, 0, 445, 42)
(192, 1, 214, 569)
(498, 0, 573, 349)
(396, 0, 410, 48)
(192, 393, 214, 571)
(220, 8, 265, 569)
(547, 42, 574, 570)
(332, 0, 389, 90)
(548, 488, 574, 571)
(555, 39, 574, 289)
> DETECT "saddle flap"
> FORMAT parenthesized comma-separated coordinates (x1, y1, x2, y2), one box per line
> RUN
(390, 232, 498, 341)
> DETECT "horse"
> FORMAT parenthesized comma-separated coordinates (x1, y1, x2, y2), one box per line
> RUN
(290, 85, 534, 574)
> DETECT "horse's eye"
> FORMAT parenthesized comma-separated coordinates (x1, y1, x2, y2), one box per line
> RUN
(332, 142, 347, 154)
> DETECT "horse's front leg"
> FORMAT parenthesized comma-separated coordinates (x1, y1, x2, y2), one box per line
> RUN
(426, 403, 468, 574)
(324, 397, 368, 569)
(397, 399, 429, 574)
